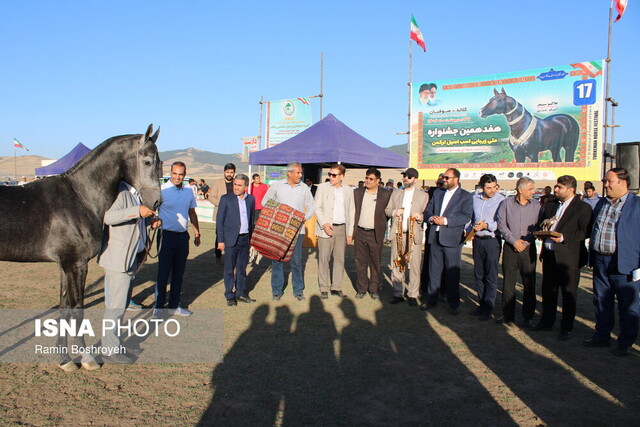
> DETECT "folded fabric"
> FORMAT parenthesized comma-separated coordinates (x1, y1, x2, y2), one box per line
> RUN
(250, 200, 305, 262)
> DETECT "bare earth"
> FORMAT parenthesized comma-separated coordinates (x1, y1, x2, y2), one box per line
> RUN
(0, 222, 638, 426)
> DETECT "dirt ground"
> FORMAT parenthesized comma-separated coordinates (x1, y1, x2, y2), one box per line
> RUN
(0, 222, 639, 426)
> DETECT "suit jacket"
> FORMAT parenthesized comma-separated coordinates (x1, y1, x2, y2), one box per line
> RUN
(216, 193, 255, 248)
(385, 188, 429, 245)
(425, 187, 473, 247)
(589, 192, 640, 274)
(98, 182, 148, 273)
(353, 187, 392, 244)
(539, 196, 592, 268)
(209, 178, 232, 206)
(314, 182, 356, 238)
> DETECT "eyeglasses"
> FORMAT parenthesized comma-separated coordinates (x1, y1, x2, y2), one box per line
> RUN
(328, 173, 340, 178)
(365, 177, 377, 181)
(442, 176, 455, 180)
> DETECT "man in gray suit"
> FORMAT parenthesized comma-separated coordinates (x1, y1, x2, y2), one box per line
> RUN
(386, 168, 429, 306)
(97, 181, 160, 364)
(314, 164, 355, 299)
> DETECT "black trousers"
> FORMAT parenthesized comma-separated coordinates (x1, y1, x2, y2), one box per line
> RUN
(540, 250, 580, 331)
(501, 243, 537, 321)
(472, 237, 502, 311)
(354, 228, 383, 294)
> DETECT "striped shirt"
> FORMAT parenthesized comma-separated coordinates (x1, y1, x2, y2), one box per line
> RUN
(591, 192, 629, 255)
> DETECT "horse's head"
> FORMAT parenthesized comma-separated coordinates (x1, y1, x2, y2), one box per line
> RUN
(479, 87, 515, 118)
(126, 124, 162, 210)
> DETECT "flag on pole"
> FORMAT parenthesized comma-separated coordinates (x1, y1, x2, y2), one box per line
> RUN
(13, 138, 29, 151)
(570, 61, 604, 77)
(614, 0, 628, 22)
(410, 15, 426, 52)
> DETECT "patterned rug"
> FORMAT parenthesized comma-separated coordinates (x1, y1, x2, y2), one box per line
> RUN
(250, 200, 305, 262)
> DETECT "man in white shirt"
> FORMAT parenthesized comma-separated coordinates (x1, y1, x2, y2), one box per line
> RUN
(314, 164, 355, 299)
(386, 168, 429, 306)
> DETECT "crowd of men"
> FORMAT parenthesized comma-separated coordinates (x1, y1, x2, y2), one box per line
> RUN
(104, 161, 639, 363)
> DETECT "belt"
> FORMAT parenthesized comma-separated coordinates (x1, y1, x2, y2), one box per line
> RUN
(593, 250, 614, 256)
(164, 230, 188, 234)
(332, 223, 345, 226)
(475, 235, 495, 240)
(358, 226, 375, 232)
(239, 233, 249, 236)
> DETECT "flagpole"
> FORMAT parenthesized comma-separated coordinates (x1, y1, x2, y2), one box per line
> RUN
(14, 146, 17, 180)
(407, 36, 413, 165)
(601, 2, 615, 189)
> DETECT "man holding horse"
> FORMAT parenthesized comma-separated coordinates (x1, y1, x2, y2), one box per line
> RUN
(98, 181, 161, 364)
(155, 161, 201, 317)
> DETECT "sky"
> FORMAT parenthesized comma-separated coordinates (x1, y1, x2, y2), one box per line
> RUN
(1, 1, 638, 159)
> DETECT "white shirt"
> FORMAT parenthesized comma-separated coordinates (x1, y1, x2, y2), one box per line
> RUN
(401, 188, 415, 232)
(332, 185, 346, 224)
(437, 186, 458, 231)
(159, 181, 197, 232)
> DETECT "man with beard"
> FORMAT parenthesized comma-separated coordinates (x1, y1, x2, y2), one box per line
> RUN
(210, 163, 236, 263)
(386, 168, 429, 306)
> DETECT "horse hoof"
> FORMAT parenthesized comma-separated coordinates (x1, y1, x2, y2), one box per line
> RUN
(59, 361, 79, 372)
(81, 360, 101, 371)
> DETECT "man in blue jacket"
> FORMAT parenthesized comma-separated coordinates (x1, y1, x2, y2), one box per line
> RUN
(216, 174, 256, 306)
(585, 168, 640, 356)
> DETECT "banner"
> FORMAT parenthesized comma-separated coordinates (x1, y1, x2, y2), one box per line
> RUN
(411, 61, 605, 181)
(265, 98, 312, 148)
(240, 136, 259, 163)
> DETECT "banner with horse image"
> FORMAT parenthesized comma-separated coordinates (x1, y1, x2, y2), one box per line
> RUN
(411, 61, 604, 181)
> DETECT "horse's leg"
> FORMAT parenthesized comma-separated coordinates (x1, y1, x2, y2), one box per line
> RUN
(552, 147, 562, 162)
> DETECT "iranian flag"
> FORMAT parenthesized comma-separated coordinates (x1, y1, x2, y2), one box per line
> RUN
(614, 0, 628, 22)
(570, 61, 604, 78)
(13, 138, 29, 151)
(410, 15, 426, 52)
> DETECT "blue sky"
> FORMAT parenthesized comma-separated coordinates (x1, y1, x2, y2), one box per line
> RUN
(1, 1, 638, 158)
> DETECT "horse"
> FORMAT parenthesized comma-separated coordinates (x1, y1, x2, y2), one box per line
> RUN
(479, 88, 580, 163)
(0, 124, 162, 370)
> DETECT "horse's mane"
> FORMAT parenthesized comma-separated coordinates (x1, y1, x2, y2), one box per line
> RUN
(60, 133, 142, 178)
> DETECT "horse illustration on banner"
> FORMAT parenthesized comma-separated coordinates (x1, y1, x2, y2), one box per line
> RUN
(479, 88, 580, 163)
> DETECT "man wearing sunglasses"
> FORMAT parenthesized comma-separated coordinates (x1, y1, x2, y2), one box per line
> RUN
(423, 168, 473, 314)
(353, 168, 392, 299)
(314, 164, 355, 299)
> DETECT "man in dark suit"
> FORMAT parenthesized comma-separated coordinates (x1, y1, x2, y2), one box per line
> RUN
(422, 168, 473, 314)
(585, 168, 640, 356)
(533, 175, 592, 340)
(353, 167, 392, 300)
(216, 174, 256, 306)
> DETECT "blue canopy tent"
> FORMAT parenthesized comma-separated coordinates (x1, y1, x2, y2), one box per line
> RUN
(249, 114, 407, 168)
(35, 143, 91, 176)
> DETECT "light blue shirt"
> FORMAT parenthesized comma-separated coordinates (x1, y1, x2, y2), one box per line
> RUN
(159, 181, 197, 232)
(472, 192, 505, 237)
(238, 194, 249, 234)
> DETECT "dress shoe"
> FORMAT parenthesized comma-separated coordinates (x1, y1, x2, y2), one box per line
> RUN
(613, 346, 631, 356)
(227, 298, 237, 306)
(469, 307, 483, 316)
(531, 322, 553, 331)
(237, 296, 256, 303)
(521, 319, 535, 329)
(420, 302, 437, 311)
(102, 353, 134, 365)
(330, 290, 345, 298)
(272, 294, 282, 301)
(355, 292, 366, 299)
(295, 294, 306, 301)
(448, 306, 460, 316)
(558, 330, 572, 341)
(389, 296, 405, 304)
(479, 311, 492, 321)
(320, 292, 329, 299)
(496, 316, 514, 325)
(407, 297, 418, 307)
(369, 292, 380, 300)
(582, 337, 611, 347)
